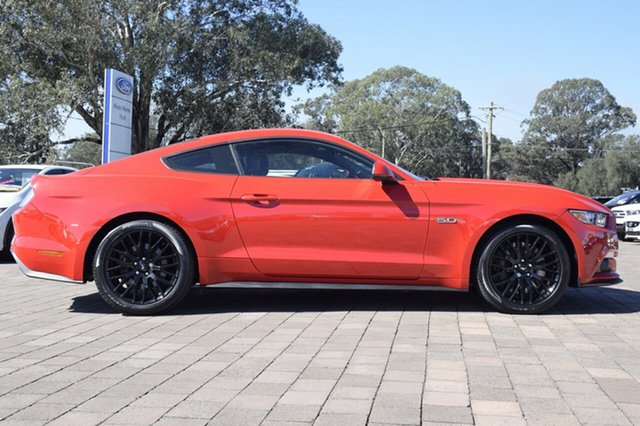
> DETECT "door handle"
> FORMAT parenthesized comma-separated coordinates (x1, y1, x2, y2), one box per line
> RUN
(240, 194, 280, 206)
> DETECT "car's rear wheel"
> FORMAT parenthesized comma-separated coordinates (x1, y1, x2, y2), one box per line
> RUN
(476, 224, 570, 314)
(93, 220, 195, 315)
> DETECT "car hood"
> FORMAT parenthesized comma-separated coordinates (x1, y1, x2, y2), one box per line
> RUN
(415, 178, 609, 217)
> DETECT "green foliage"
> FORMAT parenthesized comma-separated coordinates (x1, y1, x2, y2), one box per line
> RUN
(297, 66, 482, 178)
(0, 77, 65, 164)
(61, 138, 103, 167)
(515, 78, 636, 184)
(554, 135, 640, 196)
(0, 0, 342, 158)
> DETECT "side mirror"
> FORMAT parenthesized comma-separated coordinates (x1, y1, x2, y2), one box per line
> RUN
(372, 161, 396, 183)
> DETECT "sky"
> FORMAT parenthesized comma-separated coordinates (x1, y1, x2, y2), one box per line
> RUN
(290, 0, 640, 141)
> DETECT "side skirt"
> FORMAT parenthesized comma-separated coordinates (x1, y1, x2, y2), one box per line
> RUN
(205, 281, 465, 292)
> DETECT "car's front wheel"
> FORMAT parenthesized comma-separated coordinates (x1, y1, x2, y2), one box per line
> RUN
(476, 224, 570, 314)
(93, 220, 196, 315)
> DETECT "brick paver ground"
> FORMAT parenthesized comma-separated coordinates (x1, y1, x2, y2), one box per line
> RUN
(0, 241, 639, 425)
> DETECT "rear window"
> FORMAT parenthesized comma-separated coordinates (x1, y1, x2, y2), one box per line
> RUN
(164, 145, 238, 174)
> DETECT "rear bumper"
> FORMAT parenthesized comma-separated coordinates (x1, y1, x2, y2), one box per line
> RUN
(11, 248, 83, 284)
(11, 202, 89, 283)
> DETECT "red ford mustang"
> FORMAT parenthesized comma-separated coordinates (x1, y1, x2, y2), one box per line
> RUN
(11, 129, 619, 315)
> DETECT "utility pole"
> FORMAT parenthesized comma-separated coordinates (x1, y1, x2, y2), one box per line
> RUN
(481, 128, 487, 179)
(479, 101, 503, 179)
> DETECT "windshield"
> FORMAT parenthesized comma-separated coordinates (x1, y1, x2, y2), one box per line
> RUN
(0, 168, 40, 192)
(605, 191, 640, 207)
(395, 164, 425, 181)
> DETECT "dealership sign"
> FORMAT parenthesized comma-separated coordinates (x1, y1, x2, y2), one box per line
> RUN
(102, 68, 134, 164)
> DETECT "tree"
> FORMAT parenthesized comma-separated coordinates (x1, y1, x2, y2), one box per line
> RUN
(59, 135, 103, 167)
(297, 66, 482, 178)
(555, 135, 640, 196)
(0, 0, 342, 159)
(516, 78, 636, 184)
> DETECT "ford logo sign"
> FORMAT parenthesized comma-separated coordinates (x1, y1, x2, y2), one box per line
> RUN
(115, 77, 133, 95)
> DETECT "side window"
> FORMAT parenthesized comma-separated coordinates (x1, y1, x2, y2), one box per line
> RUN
(164, 144, 238, 174)
(233, 139, 373, 179)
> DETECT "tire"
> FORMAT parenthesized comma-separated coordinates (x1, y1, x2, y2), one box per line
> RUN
(1, 222, 14, 261)
(476, 223, 570, 314)
(93, 220, 196, 315)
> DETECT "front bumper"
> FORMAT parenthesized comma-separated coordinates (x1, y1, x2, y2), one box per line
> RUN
(625, 220, 640, 240)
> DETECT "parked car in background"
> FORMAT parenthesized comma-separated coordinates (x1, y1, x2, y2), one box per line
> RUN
(605, 190, 640, 209)
(11, 129, 619, 315)
(624, 213, 640, 241)
(0, 165, 76, 257)
(605, 190, 640, 238)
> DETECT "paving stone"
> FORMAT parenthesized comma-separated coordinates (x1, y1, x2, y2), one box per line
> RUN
(5, 402, 75, 421)
(471, 400, 523, 417)
(108, 399, 175, 423)
(572, 406, 633, 425)
(369, 403, 420, 424)
(47, 410, 111, 426)
(423, 391, 469, 407)
(422, 404, 473, 424)
(264, 403, 322, 422)
(208, 407, 268, 426)
(165, 400, 224, 419)
(321, 398, 371, 414)
(0, 243, 640, 425)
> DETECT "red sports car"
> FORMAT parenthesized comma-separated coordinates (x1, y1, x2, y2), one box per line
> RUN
(11, 129, 619, 315)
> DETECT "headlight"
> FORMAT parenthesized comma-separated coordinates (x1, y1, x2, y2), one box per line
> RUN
(627, 209, 640, 216)
(569, 210, 608, 228)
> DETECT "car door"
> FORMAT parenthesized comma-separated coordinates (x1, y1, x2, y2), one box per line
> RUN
(229, 138, 430, 280)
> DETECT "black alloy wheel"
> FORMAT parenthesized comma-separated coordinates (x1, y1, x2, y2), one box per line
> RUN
(476, 224, 570, 314)
(94, 220, 195, 315)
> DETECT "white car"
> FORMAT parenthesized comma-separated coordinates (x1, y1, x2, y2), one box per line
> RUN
(625, 213, 640, 241)
(606, 190, 640, 238)
(0, 165, 76, 257)
(610, 203, 640, 239)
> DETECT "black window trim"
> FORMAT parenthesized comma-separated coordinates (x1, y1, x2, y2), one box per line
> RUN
(162, 136, 405, 181)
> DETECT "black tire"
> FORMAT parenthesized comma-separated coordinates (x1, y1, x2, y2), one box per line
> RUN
(1, 222, 14, 261)
(476, 223, 570, 314)
(93, 220, 196, 315)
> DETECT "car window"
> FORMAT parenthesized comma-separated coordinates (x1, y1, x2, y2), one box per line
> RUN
(232, 139, 374, 179)
(44, 168, 75, 176)
(164, 144, 238, 174)
(0, 168, 40, 191)
(605, 191, 640, 207)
